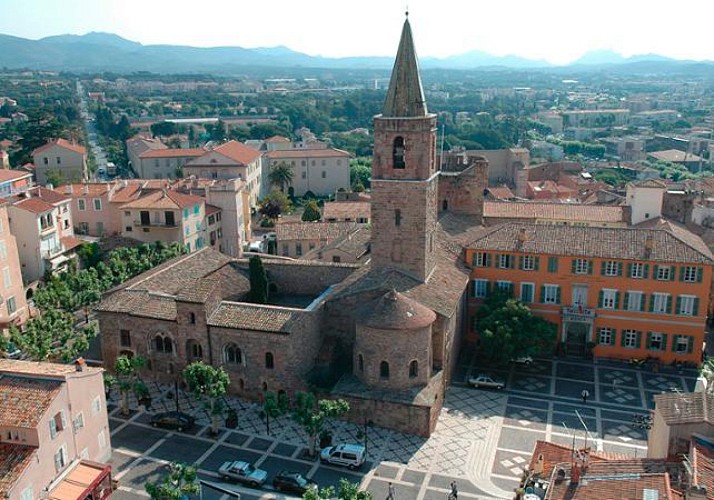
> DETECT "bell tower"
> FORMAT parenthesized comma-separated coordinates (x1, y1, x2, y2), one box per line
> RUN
(371, 14, 438, 282)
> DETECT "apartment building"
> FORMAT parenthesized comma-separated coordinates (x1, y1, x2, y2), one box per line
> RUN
(466, 223, 713, 364)
(137, 147, 206, 180)
(7, 187, 81, 283)
(561, 109, 630, 128)
(126, 136, 167, 174)
(0, 358, 111, 500)
(265, 148, 351, 197)
(120, 189, 206, 252)
(32, 139, 87, 186)
(0, 204, 28, 328)
(184, 141, 263, 208)
(275, 221, 362, 258)
(0, 169, 32, 198)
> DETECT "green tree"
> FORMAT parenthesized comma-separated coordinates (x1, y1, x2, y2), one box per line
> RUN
(248, 255, 269, 304)
(292, 392, 349, 457)
(302, 200, 322, 222)
(115, 355, 147, 416)
(77, 242, 102, 268)
(182, 362, 230, 435)
(350, 159, 371, 190)
(263, 390, 289, 435)
(259, 190, 292, 220)
(5, 309, 97, 363)
(145, 462, 200, 500)
(303, 479, 372, 500)
(150, 121, 178, 138)
(268, 161, 294, 192)
(475, 290, 557, 366)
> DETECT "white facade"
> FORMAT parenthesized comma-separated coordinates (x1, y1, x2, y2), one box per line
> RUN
(626, 181, 665, 225)
(204, 179, 247, 258)
(266, 149, 351, 197)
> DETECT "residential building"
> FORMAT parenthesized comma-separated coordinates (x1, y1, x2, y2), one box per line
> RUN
(32, 139, 87, 186)
(126, 136, 166, 174)
(483, 201, 627, 227)
(184, 141, 263, 208)
(631, 109, 680, 126)
(0, 204, 29, 328)
(97, 16, 488, 438)
(0, 169, 33, 198)
(0, 358, 112, 500)
(466, 223, 713, 364)
(648, 149, 705, 172)
(275, 221, 363, 258)
(7, 187, 81, 283)
(136, 148, 205, 180)
(600, 136, 647, 161)
(561, 109, 630, 128)
(59, 183, 116, 236)
(119, 189, 206, 252)
(625, 179, 666, 225)
(303, 227, 371, 264)
(322, 195, 371, 223)
(441, 148, 529, 186)
(265, 148, 351, 197)
(648, 390, 714, 459)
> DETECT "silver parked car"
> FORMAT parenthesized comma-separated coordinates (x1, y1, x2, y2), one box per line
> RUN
(468, 374, 506, 389)
(218, 460, 268, 487)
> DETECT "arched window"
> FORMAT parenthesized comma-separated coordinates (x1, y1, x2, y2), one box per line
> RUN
(358, 354, 364, 372)
(393, 137, 405, 169)
(163, 337, 173, 354)
(224, 344, 242, 364)
(153, 334, 174, 354)
(380, 361, 390, 379)
(409, 360, 418, 378)
(189, 312, 196, 324)
(191, 343, 202, 359)
(154, 335, 163, 352)
(265, 352, 274, 370)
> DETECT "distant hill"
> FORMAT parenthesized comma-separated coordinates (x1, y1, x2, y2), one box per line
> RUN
(0, 32, 707, 74)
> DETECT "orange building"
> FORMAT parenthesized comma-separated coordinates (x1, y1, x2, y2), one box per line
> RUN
(465, 223, 714, 365)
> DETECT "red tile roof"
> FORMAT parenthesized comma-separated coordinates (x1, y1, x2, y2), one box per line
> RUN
(35, 186, 70, 204)
(13, 196, 55, 214)
(0, 444, 36, 497)
(692, 439, 714, 494)
(212, 140, 261, 165)
(0, 375, 63, 427)
(483, 201, 626, 223)
(265, 135, 291, 143)
(0, 169, 32, 183)
(139, 148, 205, 159)
(121, 189, 204, 210)
(486, 185, 516, 200)
(266, 148, 351, 159)
(55, 183, 112, 198)
(206, 204, 221, 216)
(32, 138, 86, 156)
(61, 236, 85, 252)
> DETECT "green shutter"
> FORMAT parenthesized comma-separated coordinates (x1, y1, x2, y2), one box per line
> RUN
(679, 266, 685, 282)
(620, 330, 627, 347)
(676, 296, 682, 315)
(611, 329, 617, 346)
(534, 257, 540, 271)
(540, 285, 546, 304)
(614, 291, 620, 309)
(693, 298, 700, 316)
(571, 259, 577, 274)
(697, 267, 703, 283)
(623, 292, 630, 311)
(636, 331, 642, 349)
(672, 335, 678, 352)
(669, 266, 676, 281)
(617, 262, 623, 276)
(654, 265, 660, 279)
(666, 295, 673, 314)
(486, 253, 492, 267)
(643, 264, 649, 279)
(495, 254, 501, 268)
(519, 256, 524, 270)
(600, 261, 607, 276)
(648, 294, 655, 312)
(548, 257, 558, 273)
(661, 333, 668, 351)
(598, 290, 604, 308)
(627, 263, 633, 278)
(588, 260, 593, 275)
(555, 286, 561, 304)
(646, 332, 652, 350)
(486, 281, 492, 297)
(639, 294, 645, 312)
(687, 336, 694, 353)
(509, 255, 515, 269)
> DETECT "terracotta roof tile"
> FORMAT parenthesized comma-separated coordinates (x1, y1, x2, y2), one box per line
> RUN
(265, 135, 291, 143)
(654, 392, 714, 425)
(208, 302, 300, 332)
(32, 138, 86, 156)
(266, 148, 351, 159)
(35, 186, 70, 204)
(304, 227, 371, 260)
(212, 140, 261, 164)
(467, 222, 714, 264)
(692, 438, 714, 494)
(483, 201, 626, 223)
(0, 169, 31, 183)
(120, 189, 203, 210)
(649, 149, 704, 163)
(54, 183, 112, 198)
(486, 185, 516, 200)
(61, 236, 85, 252)
(0, 375, 62, 427)
(276, 221, 362, 242)
(0, 444, 36, 497)
(13, 196, 54, 214)
(323, 201, 370, 221)
(0, 359, 101, 376)
(358, 290, 435, 330)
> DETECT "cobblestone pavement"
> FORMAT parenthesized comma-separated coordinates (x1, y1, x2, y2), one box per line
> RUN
(107, 357, 697, 499)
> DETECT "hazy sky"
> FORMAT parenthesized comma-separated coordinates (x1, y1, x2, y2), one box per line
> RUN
(2, 0, 713, 65)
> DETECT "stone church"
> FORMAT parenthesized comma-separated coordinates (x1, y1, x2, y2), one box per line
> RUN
(97, 16, 488, 437)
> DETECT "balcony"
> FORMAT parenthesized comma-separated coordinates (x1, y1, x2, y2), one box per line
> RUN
(133, 220, 177, 228)
(561, 305, 596, 321)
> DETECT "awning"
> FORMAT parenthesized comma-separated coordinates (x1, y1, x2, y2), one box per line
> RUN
(46, 460, 112, 500)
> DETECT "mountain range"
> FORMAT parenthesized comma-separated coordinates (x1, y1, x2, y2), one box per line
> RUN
(0, 32, 706, 74)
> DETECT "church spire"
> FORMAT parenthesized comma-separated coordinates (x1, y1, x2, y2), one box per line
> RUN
(382, 15, 427, 118)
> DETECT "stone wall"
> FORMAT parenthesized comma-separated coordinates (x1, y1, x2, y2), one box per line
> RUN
(232, 259, 358, 296)
(339, 394, 434, 437)
(437, 161, 487, 219)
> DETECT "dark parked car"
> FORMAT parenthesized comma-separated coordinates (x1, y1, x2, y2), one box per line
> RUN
(272, 471, 317, 494)
(149, 411, 195, 432)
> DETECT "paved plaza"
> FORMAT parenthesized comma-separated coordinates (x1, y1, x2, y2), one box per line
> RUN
(108, 356, 697, 499)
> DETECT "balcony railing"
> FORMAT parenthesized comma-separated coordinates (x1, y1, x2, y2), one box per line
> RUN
(562, 305, 596, 321)
(133, 220, 177, 228)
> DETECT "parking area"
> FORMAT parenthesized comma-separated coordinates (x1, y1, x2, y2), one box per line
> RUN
(108, 355, 698, 499)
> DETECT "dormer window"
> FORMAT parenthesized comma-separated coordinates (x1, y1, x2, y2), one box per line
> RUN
(393, 137, 405, 169)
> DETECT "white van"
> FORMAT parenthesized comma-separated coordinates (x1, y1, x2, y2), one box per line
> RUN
(319, 443, 366, 469)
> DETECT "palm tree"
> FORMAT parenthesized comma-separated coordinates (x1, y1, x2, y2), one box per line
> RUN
(268, 161, 294, 193)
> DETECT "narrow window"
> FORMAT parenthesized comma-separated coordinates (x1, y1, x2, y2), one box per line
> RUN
(393, 137, 405, 168)
(380, 361, 390, 379)
(394, 209, 401, 227)
(189, 312, 196, 324)
(265, 352, 274, 369)
(358, 354, 364, 372)
(409, 360, 418, 378)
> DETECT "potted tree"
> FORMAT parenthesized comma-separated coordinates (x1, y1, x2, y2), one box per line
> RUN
(225, 408, 238, 429)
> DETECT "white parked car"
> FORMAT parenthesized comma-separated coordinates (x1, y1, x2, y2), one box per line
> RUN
(511, 355, 533, 365)
(468, 374, 506, 389)
(218, 460, 268, 487)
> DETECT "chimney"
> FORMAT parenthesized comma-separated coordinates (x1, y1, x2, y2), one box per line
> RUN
(686, 485, 709, 500)
(64, 185, 73, 195)
(82, 184, 89, 195)
(516, 227, 528, 249)
(74, 357, 86, 372)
